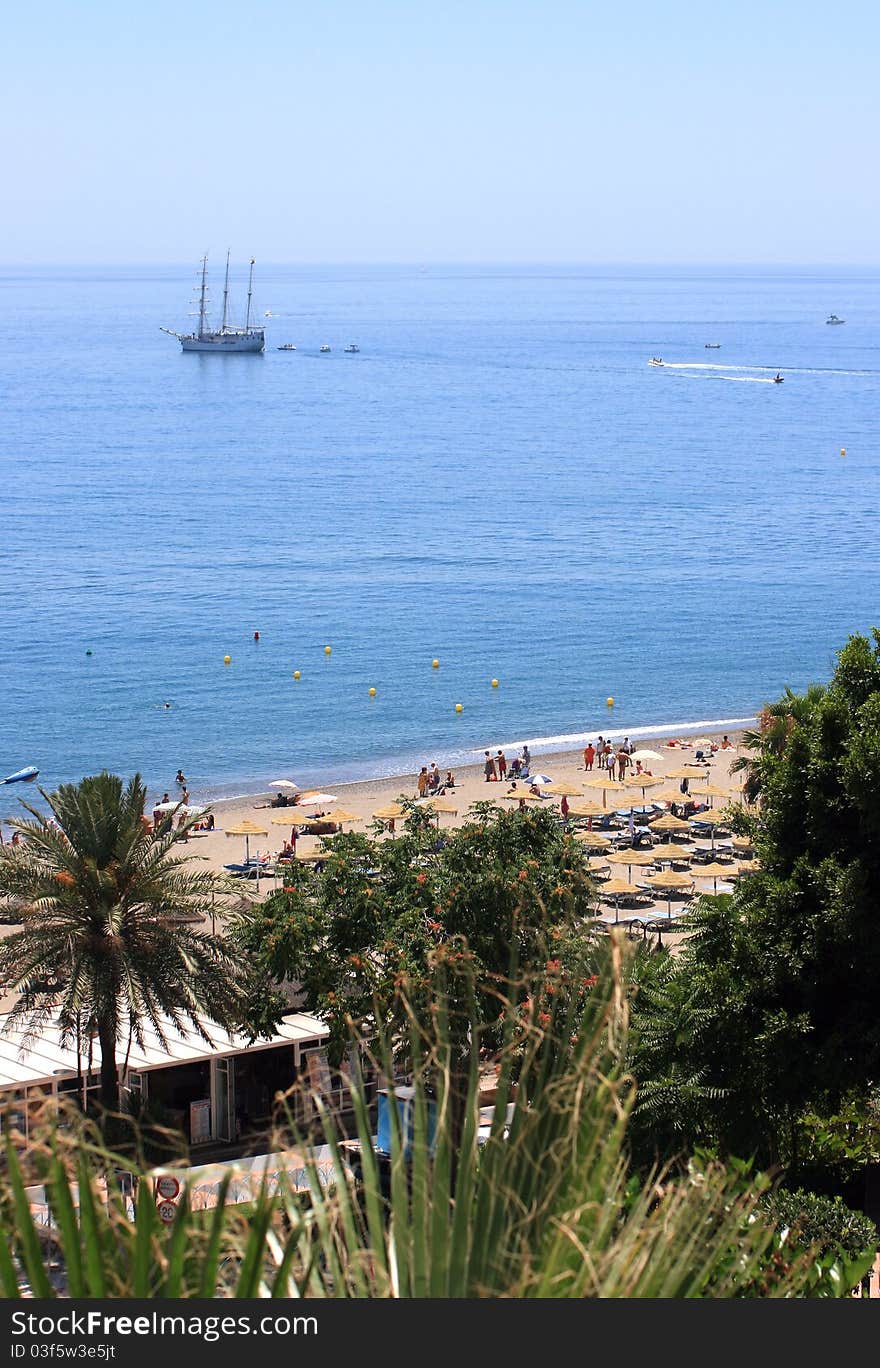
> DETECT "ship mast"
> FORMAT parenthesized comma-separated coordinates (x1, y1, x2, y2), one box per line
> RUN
(197, 255, 209, 340)
(221, 250, 231, 333)
(245, 258, 255, 332)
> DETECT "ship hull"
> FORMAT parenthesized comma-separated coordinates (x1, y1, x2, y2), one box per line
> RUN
(180, 332, 265, 353)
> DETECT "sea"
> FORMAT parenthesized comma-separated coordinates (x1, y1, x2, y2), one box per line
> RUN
(2, 262, 878, 813)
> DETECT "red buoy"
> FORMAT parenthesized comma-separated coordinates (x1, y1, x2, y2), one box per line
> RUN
(253, 631, 260, 641)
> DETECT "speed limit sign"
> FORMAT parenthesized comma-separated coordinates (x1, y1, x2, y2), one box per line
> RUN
(155, 1175, 180, 1201)
(157, 1200, 178, 1224)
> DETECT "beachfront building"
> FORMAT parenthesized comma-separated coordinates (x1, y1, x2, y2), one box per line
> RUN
(0, 1009, 348, 1151)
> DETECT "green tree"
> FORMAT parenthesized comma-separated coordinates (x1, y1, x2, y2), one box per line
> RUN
(630, 629, 880, 1174)
(230, 800, 597, 1066)
(0, 772, 244, 1112)
(4, 940, 871, 1299)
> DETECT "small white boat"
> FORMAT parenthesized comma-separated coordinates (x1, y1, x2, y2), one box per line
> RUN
(649, 357, 664, 366)
(344, 343, 360, 353)
(2, 766, 39, 785)
(705, 342, 721, 348)
(276, 344, 297, 351)
(320, 344, 331, 353)
(826, 314, 845, 325)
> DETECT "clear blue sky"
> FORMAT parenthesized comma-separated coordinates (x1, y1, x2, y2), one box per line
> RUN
(4, 1, 878, 263)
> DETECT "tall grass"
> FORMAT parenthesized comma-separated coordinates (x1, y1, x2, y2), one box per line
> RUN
(1, 937, 869, 1297)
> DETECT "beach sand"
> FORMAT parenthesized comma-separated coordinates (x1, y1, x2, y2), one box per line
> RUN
(185, 725, 749, 923)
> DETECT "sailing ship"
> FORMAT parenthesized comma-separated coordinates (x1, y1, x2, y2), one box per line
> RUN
(162, 254, 265, 353)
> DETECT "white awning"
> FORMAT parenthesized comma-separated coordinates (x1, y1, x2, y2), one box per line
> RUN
(0, 1011, 329, 1091)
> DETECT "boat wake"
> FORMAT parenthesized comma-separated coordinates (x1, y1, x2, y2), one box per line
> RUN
(659, 361, 873, 378)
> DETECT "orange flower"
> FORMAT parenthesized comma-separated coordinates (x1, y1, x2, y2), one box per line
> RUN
(416, 872, 427, 885)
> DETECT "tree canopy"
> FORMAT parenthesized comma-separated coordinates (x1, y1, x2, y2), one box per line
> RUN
(630, 629, 880, 1175)
(230, 800, 599, 1064)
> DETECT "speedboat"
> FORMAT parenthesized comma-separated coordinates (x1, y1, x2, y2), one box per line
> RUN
(772, 373, 784, 384)
(705, 342, 721, 348)
(343, 343, 360, 353)
(276, 343, 297, 351)
(649, 357, 664, 366)
(320, 344, 331, 353)
(826, 314, 845, 325)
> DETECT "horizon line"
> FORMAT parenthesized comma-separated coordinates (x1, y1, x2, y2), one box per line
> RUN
(1, 259, 879, 270)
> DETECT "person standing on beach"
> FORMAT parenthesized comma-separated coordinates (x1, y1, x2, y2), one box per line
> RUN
(560, 793, 570, 821)
(584, 742, 595, 771)
(484, 751, 497, 782)
(596, 737, 604, 766)
(417, 766, 429, 797)
(497, 750, 507, 780)
(617, 748, 630, 782)
(605, 746, 616, 775)
(521, 744, 531, 774)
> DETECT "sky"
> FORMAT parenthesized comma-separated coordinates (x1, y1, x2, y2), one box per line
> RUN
(3, 1, 878, 263)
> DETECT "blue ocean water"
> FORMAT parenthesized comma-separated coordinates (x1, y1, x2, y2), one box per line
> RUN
(2, 263, 878, 808)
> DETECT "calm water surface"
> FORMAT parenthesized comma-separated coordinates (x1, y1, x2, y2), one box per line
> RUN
(1, 263, 877, 806)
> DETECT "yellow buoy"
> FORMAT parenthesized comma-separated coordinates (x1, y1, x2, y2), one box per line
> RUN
(324, 645, 332, 655)
(491, 678, 499, 689)
(432, 658, 440, 669)
(369, 687, 376, 697)
(841, 447, 846, 457)
(455, 703, 463, 713)
(223, 655, 231, 665)
(606, 696, 614, 707)
(293, 670, 301, 680)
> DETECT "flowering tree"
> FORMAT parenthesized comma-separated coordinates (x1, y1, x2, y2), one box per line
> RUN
(230, 801, 599, 1070)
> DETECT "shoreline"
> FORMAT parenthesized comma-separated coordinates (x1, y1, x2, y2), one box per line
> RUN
(176, 716, 752, 887)
(186, 713, 758, 811)
(202, 718, 751, 832)
(0, 714, 757, 835)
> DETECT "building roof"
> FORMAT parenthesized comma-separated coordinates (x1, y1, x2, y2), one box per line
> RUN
(0, 1011, 329, 1091)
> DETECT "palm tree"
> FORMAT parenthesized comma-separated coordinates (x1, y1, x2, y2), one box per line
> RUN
(0, 772, 244, 1112)
(731, 684, 827, 803)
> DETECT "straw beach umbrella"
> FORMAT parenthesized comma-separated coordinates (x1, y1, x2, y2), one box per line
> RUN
(653, 788, 692, 806)
(225, 819, 268, 865)
(651, 813, 691, 835)
(225, 818, 269, 887)
(583, 775, 626, 807)
(607, 848, 656, 878)
(693, 861, 739, 893)
(418, 797, 459, 826)
(372, 802, 406, 826)
(600, 876, 640, 924)
(650, 842, 694, 864)
(641, 868, 694, 918)
(688, 810, 729, 852)
(543, 782, 584, 797)
(576, 831, 611, 851)
(587, 856, 611, 873)
(500, 788, 545, 809)
(568, 800, 608, 819)
(623, 774, 665, 798)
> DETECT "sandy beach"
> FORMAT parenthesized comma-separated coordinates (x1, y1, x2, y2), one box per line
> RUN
(182, 724, 750, 920)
